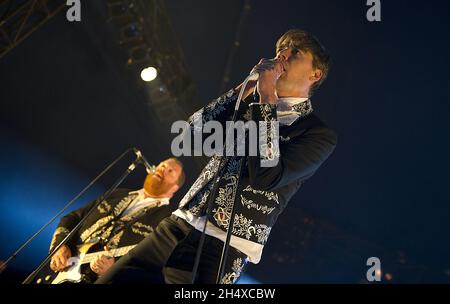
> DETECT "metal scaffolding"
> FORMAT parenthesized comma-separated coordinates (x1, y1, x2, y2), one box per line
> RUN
(0, 0, 66, 59)
(106, 0, 194, 110)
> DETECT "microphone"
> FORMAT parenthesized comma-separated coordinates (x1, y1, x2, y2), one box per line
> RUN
(248, 58, 284, 81)
(247, 72, 259, 81)
(133, 148, 156, 174)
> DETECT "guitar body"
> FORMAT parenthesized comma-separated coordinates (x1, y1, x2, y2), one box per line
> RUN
(34, 242, 135, 284)
(50, 243, 98, 284)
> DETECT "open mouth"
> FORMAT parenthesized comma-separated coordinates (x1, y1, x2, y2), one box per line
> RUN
(154, 172, 163, 180)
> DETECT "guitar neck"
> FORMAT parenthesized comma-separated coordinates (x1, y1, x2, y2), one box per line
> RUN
(81, 245, 136, 264)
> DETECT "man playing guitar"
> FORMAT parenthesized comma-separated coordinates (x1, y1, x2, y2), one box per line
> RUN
(41, 158, 184, 283)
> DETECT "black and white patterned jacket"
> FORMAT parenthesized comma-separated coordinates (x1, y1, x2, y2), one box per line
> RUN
(49, 189, 172, 254)
(178, 88, 337, 253)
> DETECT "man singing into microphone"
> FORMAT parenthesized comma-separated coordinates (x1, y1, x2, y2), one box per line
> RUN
(97, 29, 337, 284)
(43, 158, 184, 283)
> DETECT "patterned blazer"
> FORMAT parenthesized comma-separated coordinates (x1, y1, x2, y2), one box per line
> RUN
(49, 188, 172, 253)
(179, 88, 337, 249)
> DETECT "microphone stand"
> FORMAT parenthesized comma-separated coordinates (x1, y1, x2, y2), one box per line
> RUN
(0, 147, 135, 278)
(21, 149, 144, 284)
(216, 159, 246, 284)
(191, 75, 255, 284)
(0, 147, 144, 283)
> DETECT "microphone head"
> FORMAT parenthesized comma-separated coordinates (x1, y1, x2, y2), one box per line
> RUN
(146, 165, 156, 175)
(247, 72, 259, 81)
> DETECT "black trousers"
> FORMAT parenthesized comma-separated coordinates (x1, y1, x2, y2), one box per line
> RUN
(95, 214, 248, 284)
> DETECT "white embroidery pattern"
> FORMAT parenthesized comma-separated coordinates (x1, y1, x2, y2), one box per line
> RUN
(220, 257, 245, 284)
(131, 222, 154, 237)
(259, 120, 280, 164)
(291, 99, 313, 115)
(113, 193, 137, 217)
(240, 195, 276, 215)
(257, 104, 277, 123)
(106, 230, 124, 249)
(232, 214, 255, 240)
(255, 224, 272, 244)
(212, 159, 240, 228)
(243, 107, 251, 121)
(252, 103, 279, 166)
(232, 214, 272, 244)
(189, 109, 204, 133)
(199, 89, 237, 123)
(87, 224, 114, 244)
(181, 90, 282, 245)
(179, 155, 222, 208)
(187, 190, 211, 216)
(212, 177, 238, 228)
(242, 185, 279, 204)
(80, 215, 114, 243)
(97, 201, 111, 214)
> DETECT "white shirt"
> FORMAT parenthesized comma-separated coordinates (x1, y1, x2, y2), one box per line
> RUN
(278, 97, 309, 107)
(173, 209, 261, 263)
(277, 97, 310, 126)
(121, 189, 170, 218)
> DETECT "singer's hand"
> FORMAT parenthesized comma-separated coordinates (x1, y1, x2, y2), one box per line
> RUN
(251, 58, 284, 104)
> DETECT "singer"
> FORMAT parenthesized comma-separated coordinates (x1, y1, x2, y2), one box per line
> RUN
(97, 29, 337, 284)
(40, 158, 184, 283)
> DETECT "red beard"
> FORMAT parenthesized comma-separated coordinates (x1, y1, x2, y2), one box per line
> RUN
(143, 174, 172, 197)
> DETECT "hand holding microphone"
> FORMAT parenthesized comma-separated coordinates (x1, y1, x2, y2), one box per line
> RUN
(249, 58, 283, 77)
(249, 58, 285, 104)
(234, 58, 285, 103)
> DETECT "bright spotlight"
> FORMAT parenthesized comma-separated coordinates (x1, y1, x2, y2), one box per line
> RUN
(141, 67, 157, 82)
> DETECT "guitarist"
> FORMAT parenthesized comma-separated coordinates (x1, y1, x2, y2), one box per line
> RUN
(47, 157, 185, 281)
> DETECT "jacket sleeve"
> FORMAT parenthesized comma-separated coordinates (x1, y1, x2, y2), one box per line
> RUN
(187, 88, 239, 129)
(247, 103, 338, 191)
(48, 199, 97, 253)
(174, 89, 239, 156)
(48, 189, 129, 253)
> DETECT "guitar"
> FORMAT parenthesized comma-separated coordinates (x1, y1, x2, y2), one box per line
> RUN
(35, 242, 136, 284)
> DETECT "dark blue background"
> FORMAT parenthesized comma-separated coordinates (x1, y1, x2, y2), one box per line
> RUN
(1, 0, 449, 283)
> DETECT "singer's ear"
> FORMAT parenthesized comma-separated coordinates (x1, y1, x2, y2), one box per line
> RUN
(310, 68, 323, 84)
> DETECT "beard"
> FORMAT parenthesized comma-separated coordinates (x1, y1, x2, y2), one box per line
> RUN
(143, 174, 173, 197)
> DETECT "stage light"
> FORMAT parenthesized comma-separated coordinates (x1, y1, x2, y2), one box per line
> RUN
(375, 268, 382, 278)
(141, 67, 157, 82)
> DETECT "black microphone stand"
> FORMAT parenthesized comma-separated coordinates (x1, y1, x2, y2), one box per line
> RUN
(191, 76, 255, 284)
(0, 147, 135, 278)
(0, 147, 143, 283)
